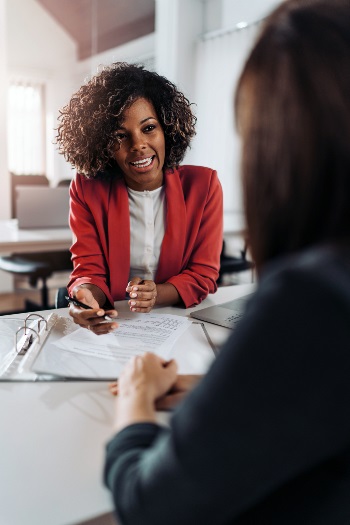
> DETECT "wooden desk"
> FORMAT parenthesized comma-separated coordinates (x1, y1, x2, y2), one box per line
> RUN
(0, 219, 72, 255)
(0, 284, 254, 525)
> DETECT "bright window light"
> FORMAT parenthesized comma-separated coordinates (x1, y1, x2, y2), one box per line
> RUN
(7, 82, 45, 175)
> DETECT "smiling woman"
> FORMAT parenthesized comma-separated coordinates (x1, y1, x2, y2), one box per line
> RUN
(113, 98, 165, 191)
(55, 62, 223, 335)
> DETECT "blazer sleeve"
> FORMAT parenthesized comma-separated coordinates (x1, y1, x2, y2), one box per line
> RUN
(104, 263, 350, 525)
(67, 175, 114, 306)
(166, 169, 223, 308)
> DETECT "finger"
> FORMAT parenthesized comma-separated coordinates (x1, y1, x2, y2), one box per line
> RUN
(68, 305, 98, 327)
(155, 392, 186, 411)
(88, 320, 118, 335)
(162, 358, 178, 377)
(128, 290, 156, 301)
(129, 303, 154, 313)
(104, 309, 118, 318)
(126, 277, 145, 292)
(109, 382, 118, 396)
(69, 306, 105, 324)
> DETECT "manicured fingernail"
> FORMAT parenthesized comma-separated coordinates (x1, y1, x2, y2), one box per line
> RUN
(132, 286, 139, 291)
(130, 293, 137, 298)
(130, 301, 136, 306)
(97, 310, 104, 315)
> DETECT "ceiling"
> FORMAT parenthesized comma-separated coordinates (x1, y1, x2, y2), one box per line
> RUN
(37, 0, 155, 60)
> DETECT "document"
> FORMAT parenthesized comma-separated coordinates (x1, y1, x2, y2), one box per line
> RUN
(0, 312, 216, 381)
(53, 313, 191, 363)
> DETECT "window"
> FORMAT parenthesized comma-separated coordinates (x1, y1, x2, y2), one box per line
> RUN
(7, 81, 46, 175)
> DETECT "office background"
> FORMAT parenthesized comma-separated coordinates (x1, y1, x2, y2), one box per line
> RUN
(0, 0, 279, 295)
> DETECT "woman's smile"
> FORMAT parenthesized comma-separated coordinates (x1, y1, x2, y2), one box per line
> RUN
(114, 98, 165, 191)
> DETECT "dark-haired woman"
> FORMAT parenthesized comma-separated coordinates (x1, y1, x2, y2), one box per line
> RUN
(56, 63, 223, 334)
(104, 1, 350, 523)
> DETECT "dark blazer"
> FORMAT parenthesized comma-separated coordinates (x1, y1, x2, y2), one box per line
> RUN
(104, 244, 350, 525)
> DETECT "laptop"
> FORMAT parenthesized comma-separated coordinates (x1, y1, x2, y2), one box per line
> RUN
(190, 293, 255, 329)
(16, 186, 70, 229)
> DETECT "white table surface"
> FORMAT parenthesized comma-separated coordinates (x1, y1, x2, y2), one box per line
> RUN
(0, 213, 242, 256)
(0, 283, 254, 525)
(0, 219, 72, 255)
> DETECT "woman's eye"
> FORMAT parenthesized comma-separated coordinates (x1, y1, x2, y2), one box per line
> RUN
(115, 133, 126, 141)
(143, 125, 156, 133)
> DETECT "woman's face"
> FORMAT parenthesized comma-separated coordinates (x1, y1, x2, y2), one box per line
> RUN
(113, 97, 166, 191)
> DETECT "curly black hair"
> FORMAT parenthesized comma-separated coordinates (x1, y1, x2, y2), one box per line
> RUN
(55, 62, 197, 178)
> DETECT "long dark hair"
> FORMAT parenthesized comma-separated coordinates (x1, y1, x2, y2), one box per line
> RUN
(235, 0, 350, 271)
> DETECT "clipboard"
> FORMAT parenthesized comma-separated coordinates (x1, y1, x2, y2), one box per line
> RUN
(0, 312, 218, 382)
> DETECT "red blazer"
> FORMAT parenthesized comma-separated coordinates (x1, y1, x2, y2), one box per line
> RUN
(67, 165, 223, 308)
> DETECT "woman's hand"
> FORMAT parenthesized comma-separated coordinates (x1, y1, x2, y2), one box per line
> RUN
(69, 286, 118, 335)
(110, 373, 202, 411)
(156, 375, 202, 410)
(126, 277, 157, 312)
(114, 353, 178, 432)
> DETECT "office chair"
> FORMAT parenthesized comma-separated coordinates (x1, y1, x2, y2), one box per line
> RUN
(56, 178, 72, 187)
(55, 286, 70, 309)
(0, 174, 73, 312)
(0, 251, 72, 312)
(217, 240, 254, 285)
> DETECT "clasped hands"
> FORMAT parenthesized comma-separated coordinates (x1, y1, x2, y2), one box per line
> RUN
(109, 353, 202, 426)
(126, 277, 158, 313)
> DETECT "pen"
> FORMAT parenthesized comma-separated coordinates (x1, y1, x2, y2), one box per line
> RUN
(65, 296, 114, 322)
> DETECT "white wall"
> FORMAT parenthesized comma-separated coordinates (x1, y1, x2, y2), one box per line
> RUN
(155, 0, 203, 102)
(75, 33, 155, 92)
(4, 0, 77, 195)
(0, 0, 9, 221)
(221, 0, 281, 27)
(196, 0, 283, 212)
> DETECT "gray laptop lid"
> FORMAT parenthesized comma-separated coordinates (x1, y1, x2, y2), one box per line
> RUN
(190, 293, 254, 329)
(16, 186, 70, 229)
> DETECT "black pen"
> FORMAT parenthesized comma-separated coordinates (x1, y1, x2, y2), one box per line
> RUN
(65, 296, 114, 322)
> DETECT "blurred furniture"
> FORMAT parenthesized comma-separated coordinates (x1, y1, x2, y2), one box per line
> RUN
(0, 220, 71, 311)
(55, 286, 69, 309)
(0, 175, 73, 312)
(0, 220, 71, 254)
(0, 251, 72, 311)
(217, 240, 254, 285)
(56, 178, 72, 187)
(11, 173, 49, 218)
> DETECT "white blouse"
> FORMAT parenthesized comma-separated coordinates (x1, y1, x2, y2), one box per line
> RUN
(128, 186, 166, 282)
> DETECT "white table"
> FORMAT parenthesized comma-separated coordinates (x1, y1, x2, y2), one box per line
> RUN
(0, 219, 72, 255)
(0, 213, 242, 256)
(0, 283, 254, 525)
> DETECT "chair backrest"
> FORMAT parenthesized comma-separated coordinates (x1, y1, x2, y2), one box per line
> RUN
(11, 173, 49, 218)
(56, 179, 72, 187)
(55, 287, 69, 309)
